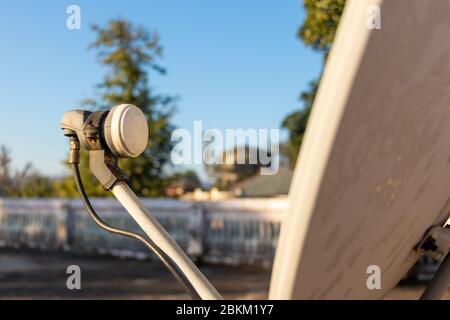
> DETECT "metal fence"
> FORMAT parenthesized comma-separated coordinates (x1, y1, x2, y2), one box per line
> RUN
(0, 198, 286, 267)
(203, 200, 284, 267)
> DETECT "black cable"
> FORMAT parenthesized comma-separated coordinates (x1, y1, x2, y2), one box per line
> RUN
(71, 163, 201, 300)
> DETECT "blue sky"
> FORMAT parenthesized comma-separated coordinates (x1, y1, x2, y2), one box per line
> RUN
(0, 1, 322, 177)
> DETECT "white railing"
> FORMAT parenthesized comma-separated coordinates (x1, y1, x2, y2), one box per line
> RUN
(0, 198, 286, 267)
(203, 199, 284, 267)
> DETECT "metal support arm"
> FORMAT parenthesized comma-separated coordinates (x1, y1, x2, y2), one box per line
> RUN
(111, 182, 222, 300)
(418, 225, 450, 300)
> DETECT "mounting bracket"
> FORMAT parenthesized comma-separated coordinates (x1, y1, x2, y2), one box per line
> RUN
(417, 225, 450, 300)
(89, 149, 128, 190)
(418, 225, 450, 260)
(79, 110, 128, 190)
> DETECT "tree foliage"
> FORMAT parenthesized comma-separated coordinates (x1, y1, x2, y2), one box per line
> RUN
(0, 146, 26, 196)
(0, 145, 55, 197)
(59, 19, 175, 197)
(282, 81, 318, 168)
(300, 0, 346, 52)
(282, 0, 346, 168)
(167, 170, 202, 193)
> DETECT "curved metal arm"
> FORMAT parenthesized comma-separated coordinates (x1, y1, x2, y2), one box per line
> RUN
(68, 135, 222, 300)
(71, 163, 203, 299)
(418, 226, 450, 300)
(111, 181, 222, 300)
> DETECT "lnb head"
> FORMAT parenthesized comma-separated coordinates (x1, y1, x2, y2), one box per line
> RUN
(60, 104, 149, 159)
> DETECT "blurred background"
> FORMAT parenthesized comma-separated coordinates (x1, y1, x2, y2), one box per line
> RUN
(0, 0, 441, 299)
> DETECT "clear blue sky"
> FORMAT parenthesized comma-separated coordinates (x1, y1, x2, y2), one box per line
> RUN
(0, 1, 322, 177)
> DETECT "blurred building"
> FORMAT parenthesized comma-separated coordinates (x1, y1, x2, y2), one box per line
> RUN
(180, 168, 293, 200)
(233, 167, 292, 198)
(165, 170, 202, 197)
(205, 145, 273, 191)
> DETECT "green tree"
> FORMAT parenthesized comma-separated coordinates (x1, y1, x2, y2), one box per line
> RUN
(15, 174, 56, 198)
(300, 0, 346, 53)
(281, 81, 318, 168)
(282, 0, 346, 167)
(167, 170, 202, 194)
(0, 145, 56, 197)
(0, 145, 25, 196)
(58, 19, 175, 197)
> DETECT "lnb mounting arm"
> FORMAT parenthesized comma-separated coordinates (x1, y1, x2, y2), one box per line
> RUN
(60, 105, 222, 300)
(417, 225, 450, 300)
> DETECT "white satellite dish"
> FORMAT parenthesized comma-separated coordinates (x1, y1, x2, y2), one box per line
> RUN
(269, 0, 450, 299)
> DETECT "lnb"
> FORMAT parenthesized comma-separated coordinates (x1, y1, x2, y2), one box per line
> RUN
(60, 104, 148, 159)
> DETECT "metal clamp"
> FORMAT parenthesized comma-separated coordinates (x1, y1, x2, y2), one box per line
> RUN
(417, 225, 450, 300)
(417, 225, 450, 260)
(89, 149, 128, 190)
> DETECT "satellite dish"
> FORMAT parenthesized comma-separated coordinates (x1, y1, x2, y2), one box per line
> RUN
(270, 0, 450, 299)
